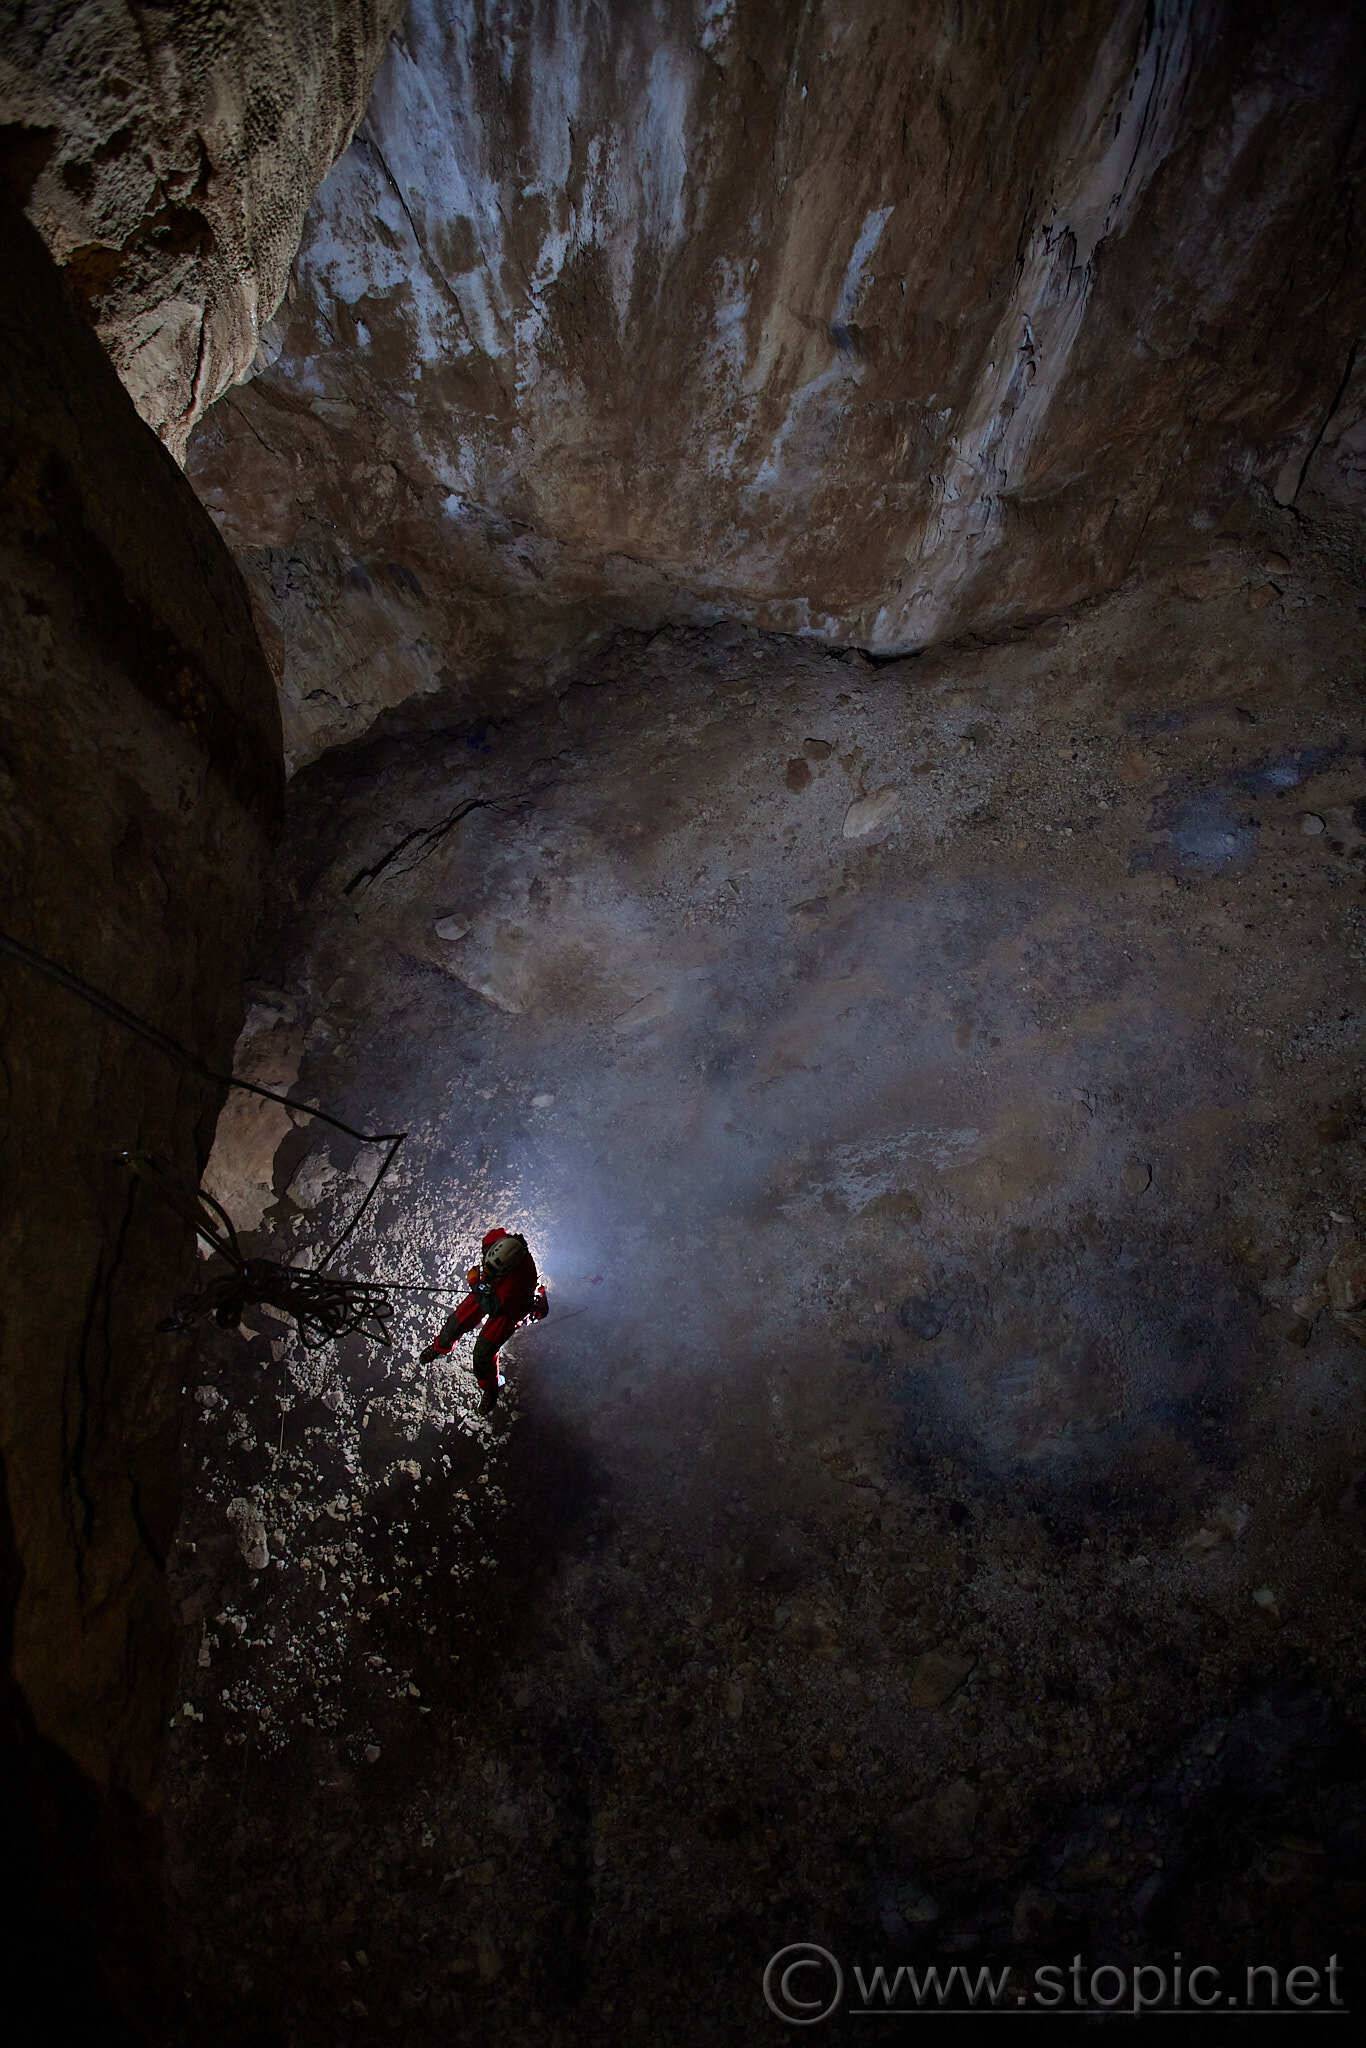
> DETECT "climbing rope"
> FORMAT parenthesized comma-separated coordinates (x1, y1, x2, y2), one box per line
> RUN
(119, 1151, 408, 1349)
(0, 926, 441, 1349)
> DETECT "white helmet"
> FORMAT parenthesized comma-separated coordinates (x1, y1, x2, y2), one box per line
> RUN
(483, 1232, 527, 1277)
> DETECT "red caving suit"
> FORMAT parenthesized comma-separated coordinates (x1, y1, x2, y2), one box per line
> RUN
(428, 1228, 544, 1389)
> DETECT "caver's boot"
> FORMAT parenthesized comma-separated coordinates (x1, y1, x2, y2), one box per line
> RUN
(476, 1381, 500, 1416)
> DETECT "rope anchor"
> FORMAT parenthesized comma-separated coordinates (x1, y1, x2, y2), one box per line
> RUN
(121, 1152, 399, 1350)
(1, 925, 469, 1353)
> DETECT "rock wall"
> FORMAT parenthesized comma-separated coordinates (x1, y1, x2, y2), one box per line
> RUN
(1297, 341, 1366, 517)
(184, 0, 1366, 765)
(0, 200, 281, 2034)
(0, 0, 403, 456)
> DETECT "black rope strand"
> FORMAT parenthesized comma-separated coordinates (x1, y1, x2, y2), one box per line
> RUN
(0, 925, 406, 1265)
(1, 927, 427, 1349)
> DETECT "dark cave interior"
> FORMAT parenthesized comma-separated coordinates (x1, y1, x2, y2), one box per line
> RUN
(1, 4, 1364, 2044)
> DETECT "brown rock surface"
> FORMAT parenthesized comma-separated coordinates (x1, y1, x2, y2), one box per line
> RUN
(163, 521, 1366, 2042)
(0, 0, 402, 454)
(0, 199, 281, 2029)
(1288, 340, 1366, 516)
(1327, 1243, 1366, 1315)
(183, 0, 1366, 763)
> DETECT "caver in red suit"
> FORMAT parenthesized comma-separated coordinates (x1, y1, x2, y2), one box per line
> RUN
(419, 1228, 547, 1411)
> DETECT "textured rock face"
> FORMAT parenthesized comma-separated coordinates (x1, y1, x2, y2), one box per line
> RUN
(0, 0, 402, 454)
(0, 200, 281, 2029)
(166, 515, 1366, 2042)
(185, 0, 1366, 764)
(1298, 342, 1366, 515)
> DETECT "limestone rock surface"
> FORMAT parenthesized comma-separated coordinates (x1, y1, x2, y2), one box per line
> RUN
(184, 0, 1366, 763)
(0, 0, 402, 453)
(164, 519, 1366, 2041)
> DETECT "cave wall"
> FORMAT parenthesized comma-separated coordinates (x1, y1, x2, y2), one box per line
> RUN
(182, 0, 1366, 766)
(1299, 339, 1366, 516)
(0, 199, 282, 2034)
(0, 0, 403, 456)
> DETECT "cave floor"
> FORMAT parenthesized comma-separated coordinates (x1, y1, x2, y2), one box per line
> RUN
(167, 516, 1366, 2044)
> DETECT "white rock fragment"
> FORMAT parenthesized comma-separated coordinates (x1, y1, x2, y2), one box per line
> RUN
(288, 1151, 343, 1210)
(531, 1092, 555, 1108)
(226, 1498, 269, 1571)
(1214, 1501, 1250, 1541)
(434, 916, 470, 943)
(843, 786, 901, 838)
